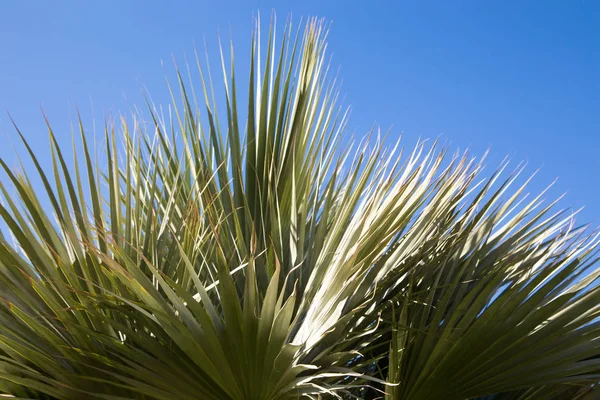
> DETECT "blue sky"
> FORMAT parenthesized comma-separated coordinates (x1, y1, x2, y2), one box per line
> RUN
(0, 1, 598, 223)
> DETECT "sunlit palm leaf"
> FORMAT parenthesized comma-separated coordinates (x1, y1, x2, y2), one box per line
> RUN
(0, 14, 598, 400)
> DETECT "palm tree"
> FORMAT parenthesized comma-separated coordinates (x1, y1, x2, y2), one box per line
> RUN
(0, 16, 599, 400)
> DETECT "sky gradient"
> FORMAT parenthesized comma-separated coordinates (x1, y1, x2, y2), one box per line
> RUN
(1, 1, 598, 223)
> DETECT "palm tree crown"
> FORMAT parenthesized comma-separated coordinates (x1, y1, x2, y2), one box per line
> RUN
(0, 16, 599, 400)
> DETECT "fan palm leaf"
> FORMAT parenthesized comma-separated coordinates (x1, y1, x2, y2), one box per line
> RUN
(0, 15, 598, 400)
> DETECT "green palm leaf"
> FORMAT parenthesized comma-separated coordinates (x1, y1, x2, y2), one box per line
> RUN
(0, 15, 598, 400)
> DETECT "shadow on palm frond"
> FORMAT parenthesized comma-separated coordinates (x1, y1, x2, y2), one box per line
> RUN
(0, 15, 599, 400)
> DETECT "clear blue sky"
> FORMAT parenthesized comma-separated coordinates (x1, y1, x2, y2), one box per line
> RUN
(0, 1, 598, 223)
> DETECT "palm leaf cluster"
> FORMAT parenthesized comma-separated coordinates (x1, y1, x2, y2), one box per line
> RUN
(0, 17, 599, 400)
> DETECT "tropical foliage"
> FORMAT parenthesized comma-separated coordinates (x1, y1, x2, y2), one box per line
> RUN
(0, 16, 599, 400)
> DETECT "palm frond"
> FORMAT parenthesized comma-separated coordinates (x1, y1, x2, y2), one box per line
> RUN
(0, 15, 598, 400)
